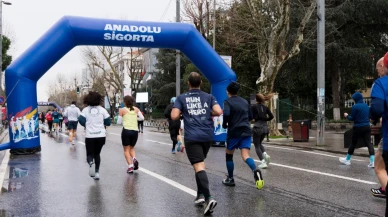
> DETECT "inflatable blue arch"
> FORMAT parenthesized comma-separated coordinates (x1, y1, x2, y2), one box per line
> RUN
(0, 16, 236, 154)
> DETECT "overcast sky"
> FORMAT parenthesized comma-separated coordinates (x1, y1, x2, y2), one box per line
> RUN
(3, 0, 177, 101)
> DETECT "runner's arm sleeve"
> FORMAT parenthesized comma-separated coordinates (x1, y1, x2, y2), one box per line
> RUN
(171, 97, 182, 120)
(370, 80, 385, 123)
(346, 107, 355, 121)
(103, 109, 111, 126)
(164, 104, 171, 119)
(222, 101, 230, 129)
(137, 111, 144, 121)
(210, 95, 222, 116)
(266, 106, 274, 121)
(78, 108, 86, 127)
(251, 105, 257, 121)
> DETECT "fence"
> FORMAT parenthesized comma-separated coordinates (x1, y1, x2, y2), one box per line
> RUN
(144, 119, 169, 131)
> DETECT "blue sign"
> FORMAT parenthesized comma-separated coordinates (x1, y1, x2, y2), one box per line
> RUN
(0, 96, 5, 105)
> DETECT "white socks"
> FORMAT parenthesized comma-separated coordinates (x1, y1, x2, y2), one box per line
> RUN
(128, 164, 134, 168)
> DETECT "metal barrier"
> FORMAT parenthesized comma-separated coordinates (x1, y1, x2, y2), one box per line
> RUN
(144, 120, 169, 131)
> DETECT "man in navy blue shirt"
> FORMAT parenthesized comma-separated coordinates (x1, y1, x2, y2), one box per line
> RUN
(340, 92, 374, 167)
(371, 52, 388, 214)
(171, 72, 222, 215)
(221, 82, 264, 190)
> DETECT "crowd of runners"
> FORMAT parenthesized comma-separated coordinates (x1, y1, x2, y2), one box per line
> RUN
(34, 54, 388, 215)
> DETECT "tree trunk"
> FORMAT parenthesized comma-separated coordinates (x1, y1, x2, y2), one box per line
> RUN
(331, 62, 341, 120)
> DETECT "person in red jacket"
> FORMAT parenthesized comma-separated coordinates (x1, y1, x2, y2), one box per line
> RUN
(45, 110, 53, 134)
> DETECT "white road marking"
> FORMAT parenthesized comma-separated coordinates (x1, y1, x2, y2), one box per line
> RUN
(146, 139, 376, 185)
(146, 140, 170, 146)
(264, 145, 365, 162)
(138, 167, 196, 197)
(0, 150, 10, 193)
(255, 160, 377, 185)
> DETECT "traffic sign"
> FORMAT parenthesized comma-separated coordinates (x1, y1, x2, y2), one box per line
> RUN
(0, 96, 5, 105)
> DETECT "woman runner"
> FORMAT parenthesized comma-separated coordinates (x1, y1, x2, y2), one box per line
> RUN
(78, 92, 111, 180)
(117, 95, 144, 173)
(251, 93, 274, 169)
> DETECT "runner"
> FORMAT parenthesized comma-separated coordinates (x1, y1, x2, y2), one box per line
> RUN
(117, 95, 144, 173)
(340, 92, 374, 167)
(177, 118, 185, 152)
(52, 108, 60, 135)
(41, 111, 45, 125)
(371, 57, 388, 198)
(370, 52, 388, 215)
(78, 92, 111, 180)
(171, 72, 222, 215)
(64, 101, 81, 145)
(221, 82, 264, 190)
(45, 110, 53, 135)
(137, 110, 144, 134)
(165, 97, 181, 154)
(251, 93, 274, 169)
(58, 109, 64, 132)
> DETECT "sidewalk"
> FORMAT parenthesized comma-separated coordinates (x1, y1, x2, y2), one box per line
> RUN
(147, 127, 372, 157)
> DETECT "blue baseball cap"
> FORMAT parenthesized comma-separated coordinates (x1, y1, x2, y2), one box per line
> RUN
(170, 97, 176, 103)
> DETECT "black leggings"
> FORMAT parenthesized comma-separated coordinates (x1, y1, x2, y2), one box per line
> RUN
(47, 121, 53, 132)
(169, 126, 180, 149)
(59, 120, 63, 128)
(138, 121, 144, 132)
(85, 137, 106, 172)
(348, 126, 374, 156)
(252, 127, 266, 160)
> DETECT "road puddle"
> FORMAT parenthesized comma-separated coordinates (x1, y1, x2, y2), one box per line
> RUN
(1, 167, 28, 193)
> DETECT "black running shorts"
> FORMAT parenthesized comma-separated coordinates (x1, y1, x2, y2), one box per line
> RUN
(68, 121, 78, 130)
(184, 140, 212, 165)
(121, 128, 138, 146)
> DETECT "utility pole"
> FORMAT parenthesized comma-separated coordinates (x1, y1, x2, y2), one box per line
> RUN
(212, 0, 216, 49)
(176, 0, 181, 97)
(317, 0, 325, 146)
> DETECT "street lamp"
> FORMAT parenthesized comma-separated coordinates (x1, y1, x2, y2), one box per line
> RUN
(0, 0, 11, 91)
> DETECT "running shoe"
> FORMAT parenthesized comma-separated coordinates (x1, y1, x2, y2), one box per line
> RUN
(177, 141, 182, 152)
(371, 187, 386, 198)
(133, 158, 139, 170)
(204, 197, 217, 215)
(368, 162, 374, 168)
(222, 177, 235, 186)
(93, 173, 100, 180)
(264, 153, 271, 164)
(194, 194, 205, 206)
(89, 162, 95, 177)
(172, 149, 176, 154)
(127, 167, 134, 173)
(254, 168, 264, 190)
(258, 161, 268, 169)
(339, 157, 351, 165)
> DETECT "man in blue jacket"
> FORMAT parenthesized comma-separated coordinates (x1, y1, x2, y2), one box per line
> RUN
(370, 52, 388, 215)
(340, 92, 374, 167)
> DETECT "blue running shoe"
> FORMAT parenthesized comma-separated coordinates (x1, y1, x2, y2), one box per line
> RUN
(177, 141, 182, 152)
(172, 149, 176, 154)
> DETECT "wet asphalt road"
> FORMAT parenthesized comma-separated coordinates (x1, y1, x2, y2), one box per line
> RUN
(0, 125, 385, 217)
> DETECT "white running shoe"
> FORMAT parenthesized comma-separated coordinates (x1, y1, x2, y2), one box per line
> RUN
(93, 173, 100, 180)
(339, 157, 351, 165)
(368, 162, 374, 168)
(264, 153, 271, 164)
(89, 162, 96, 177)
(258, 161, 268, 169)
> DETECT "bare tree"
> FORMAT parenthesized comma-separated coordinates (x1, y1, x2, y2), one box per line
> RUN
(182, 0, 213, 39)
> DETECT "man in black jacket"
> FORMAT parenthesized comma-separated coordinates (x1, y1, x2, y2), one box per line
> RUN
(164, 97, 181, 154)
(222, 82, 264, 190)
